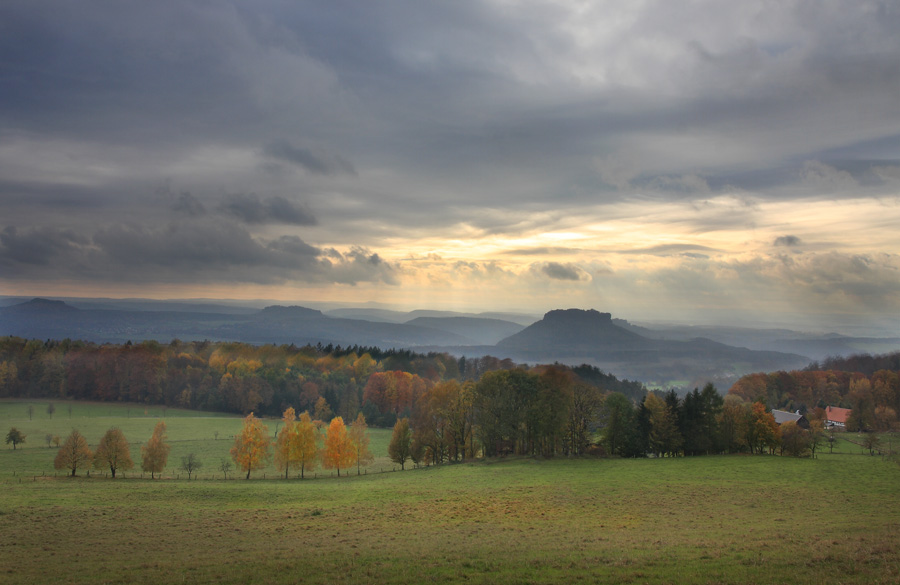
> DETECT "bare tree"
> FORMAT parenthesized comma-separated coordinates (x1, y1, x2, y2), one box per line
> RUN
(218, 459, 233, 479)
(46, 402, 56, 419)
(180, 453, 203, 480)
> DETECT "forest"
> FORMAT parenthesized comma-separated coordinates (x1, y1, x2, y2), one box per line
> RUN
(3, 336, 899, 462)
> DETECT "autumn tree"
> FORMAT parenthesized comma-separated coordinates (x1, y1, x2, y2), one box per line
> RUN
(780, 421, 810, 457)
(6, 427, 25, 450)
(180, 453, 202, 480)
(746, 402, 780, 454)
(388, 417, 412, 470)
(295, 411, 319, 479)
(231, 412, 271, 479)
(323, 416, 354, 477)
(54, 429, 92, 476)
(93, 427, 134, 478)
(313, 396, 334, 423)
(808, 418, 826, 457)
(349, 412, 374, 475)
(274, 407, 299, 479)
(141, 421, 171, 479)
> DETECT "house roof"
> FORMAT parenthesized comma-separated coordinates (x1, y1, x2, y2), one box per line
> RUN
(825, 406, 851, 424)
(771, 409, 803, 425)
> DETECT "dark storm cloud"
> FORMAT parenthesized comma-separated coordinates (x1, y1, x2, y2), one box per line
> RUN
(263, 140, 355, 176)
(219, 193, 317, 226)
(0, 226, 88, 267)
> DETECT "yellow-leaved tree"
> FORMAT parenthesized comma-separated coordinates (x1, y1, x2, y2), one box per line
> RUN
(349, 412, 374, 475)
(296, 411, 319, 479)
(54, 429, 93, 477)
(322, 416, 354, 477)
(231, 412, 271, 479)
(274, 407, 298, 479)
(93, 427, 134, 478)
(141, 421, 171, 479)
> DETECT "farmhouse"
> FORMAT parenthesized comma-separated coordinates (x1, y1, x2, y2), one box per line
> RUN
(824, 406, 851, 429)
(771, 409, 810, 429)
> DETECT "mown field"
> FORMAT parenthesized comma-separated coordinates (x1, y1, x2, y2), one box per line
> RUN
(2, 400, 900, 584)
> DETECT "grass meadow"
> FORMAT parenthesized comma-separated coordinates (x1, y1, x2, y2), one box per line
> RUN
(2, 399, 900, 584)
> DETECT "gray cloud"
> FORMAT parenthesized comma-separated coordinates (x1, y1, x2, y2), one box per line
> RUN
(219, 193, 317, 226)
(542, 262, 583, 281)
(171, 192, 207, 217)
(263, 140, 355, 176)
(0, 226, 88, 268)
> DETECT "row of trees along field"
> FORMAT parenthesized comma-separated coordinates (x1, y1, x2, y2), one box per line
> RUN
(0, 336, 646, 424)
(33, 410, 375, 479)
(728, 356, 900, 433)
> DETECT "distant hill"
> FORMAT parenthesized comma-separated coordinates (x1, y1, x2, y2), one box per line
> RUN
(493, 309, 810, 387)
(498, 309, 644, 355)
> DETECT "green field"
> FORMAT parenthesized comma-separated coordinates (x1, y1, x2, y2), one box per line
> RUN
(2, 400, 900, 584)
(1, 399, 395, 478)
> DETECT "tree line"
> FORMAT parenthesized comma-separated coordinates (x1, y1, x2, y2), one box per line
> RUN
(0, 336, 645, 426)
(40, 409, 375, 480)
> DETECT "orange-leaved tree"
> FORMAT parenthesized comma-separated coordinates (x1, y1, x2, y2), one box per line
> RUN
(322, 416, 354, 477)
(296, 411, 319, 479)
(54, 429, 93, 477)
(231, 412, 271, 479)
(93, 427, 134, 478)
(141, 421, 171, 479)
(349, 412, 374, 475)
(274, 407, 298, 479)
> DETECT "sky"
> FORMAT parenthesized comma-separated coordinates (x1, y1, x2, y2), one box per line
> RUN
(2, 0, 900, 333)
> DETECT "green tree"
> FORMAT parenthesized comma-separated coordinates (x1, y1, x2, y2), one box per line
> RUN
(93, 427, 134, 478)
(862, 433, 882, 456)
(601, 392, 634, 456)
(388, 417, 412, 470)
(646, 393, 682, 457)
(6, 427, 25, 450)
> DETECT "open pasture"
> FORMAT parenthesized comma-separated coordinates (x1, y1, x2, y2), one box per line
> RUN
(2, 418, 900, 584)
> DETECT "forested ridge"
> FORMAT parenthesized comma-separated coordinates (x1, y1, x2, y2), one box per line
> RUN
(0, 336, 644, 419)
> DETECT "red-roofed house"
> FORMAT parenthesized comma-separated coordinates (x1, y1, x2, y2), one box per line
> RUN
(825, 406, 851, 429)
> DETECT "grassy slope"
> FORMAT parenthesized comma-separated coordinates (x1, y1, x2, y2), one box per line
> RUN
(1, 400, 899, 584)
